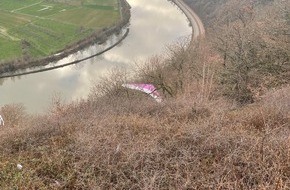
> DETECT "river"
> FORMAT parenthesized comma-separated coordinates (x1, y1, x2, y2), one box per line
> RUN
(0, 0, 191, 113)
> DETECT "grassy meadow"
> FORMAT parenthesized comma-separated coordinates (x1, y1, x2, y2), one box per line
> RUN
(0, 0, 120, 61)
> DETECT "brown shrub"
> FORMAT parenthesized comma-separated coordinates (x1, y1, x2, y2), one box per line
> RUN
(0, 104, 26, 128)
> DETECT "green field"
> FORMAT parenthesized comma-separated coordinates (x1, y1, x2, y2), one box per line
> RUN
(0, 0, 120, 61)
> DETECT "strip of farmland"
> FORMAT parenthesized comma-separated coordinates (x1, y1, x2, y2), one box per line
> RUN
(0, 0, 121, 62)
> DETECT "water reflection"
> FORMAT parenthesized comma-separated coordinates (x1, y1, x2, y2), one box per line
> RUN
(0, 0, 191, 113)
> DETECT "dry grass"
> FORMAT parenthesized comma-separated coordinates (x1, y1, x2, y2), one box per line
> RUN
(1, 5, 290, 188)
(1, 90, 290, 189)
(1, 57, 290, 189)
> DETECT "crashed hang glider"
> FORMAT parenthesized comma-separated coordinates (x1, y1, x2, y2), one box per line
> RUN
(122, 83, 162, 103)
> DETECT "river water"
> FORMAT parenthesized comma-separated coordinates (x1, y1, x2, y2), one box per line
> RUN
(0, 0, 191, 113)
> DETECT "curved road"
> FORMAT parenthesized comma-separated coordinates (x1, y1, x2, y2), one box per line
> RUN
(174, 0, 205, 41)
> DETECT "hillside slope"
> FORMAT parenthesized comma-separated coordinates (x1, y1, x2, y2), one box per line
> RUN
(0, 0, 290, 189)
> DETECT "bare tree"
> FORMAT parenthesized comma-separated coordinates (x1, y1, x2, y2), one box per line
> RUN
(210, 0, 290, 103)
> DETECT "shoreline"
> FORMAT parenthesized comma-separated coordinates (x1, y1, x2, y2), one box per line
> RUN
(0, 29, 129, 79)
(0, 0, 131, 76)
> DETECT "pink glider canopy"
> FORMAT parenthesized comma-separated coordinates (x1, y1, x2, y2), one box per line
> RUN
(122, 83, 162, 102)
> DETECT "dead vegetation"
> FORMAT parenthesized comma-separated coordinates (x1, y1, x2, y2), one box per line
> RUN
(0, 0, 290, 189)
(1, 86, 290, 189)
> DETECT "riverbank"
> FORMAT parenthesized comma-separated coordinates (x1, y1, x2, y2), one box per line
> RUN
(0, 0, 131, 76)
(0, 29, 129, 79)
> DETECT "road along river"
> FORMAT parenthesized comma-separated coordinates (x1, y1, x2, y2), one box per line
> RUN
(0, 0, 193, 113)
